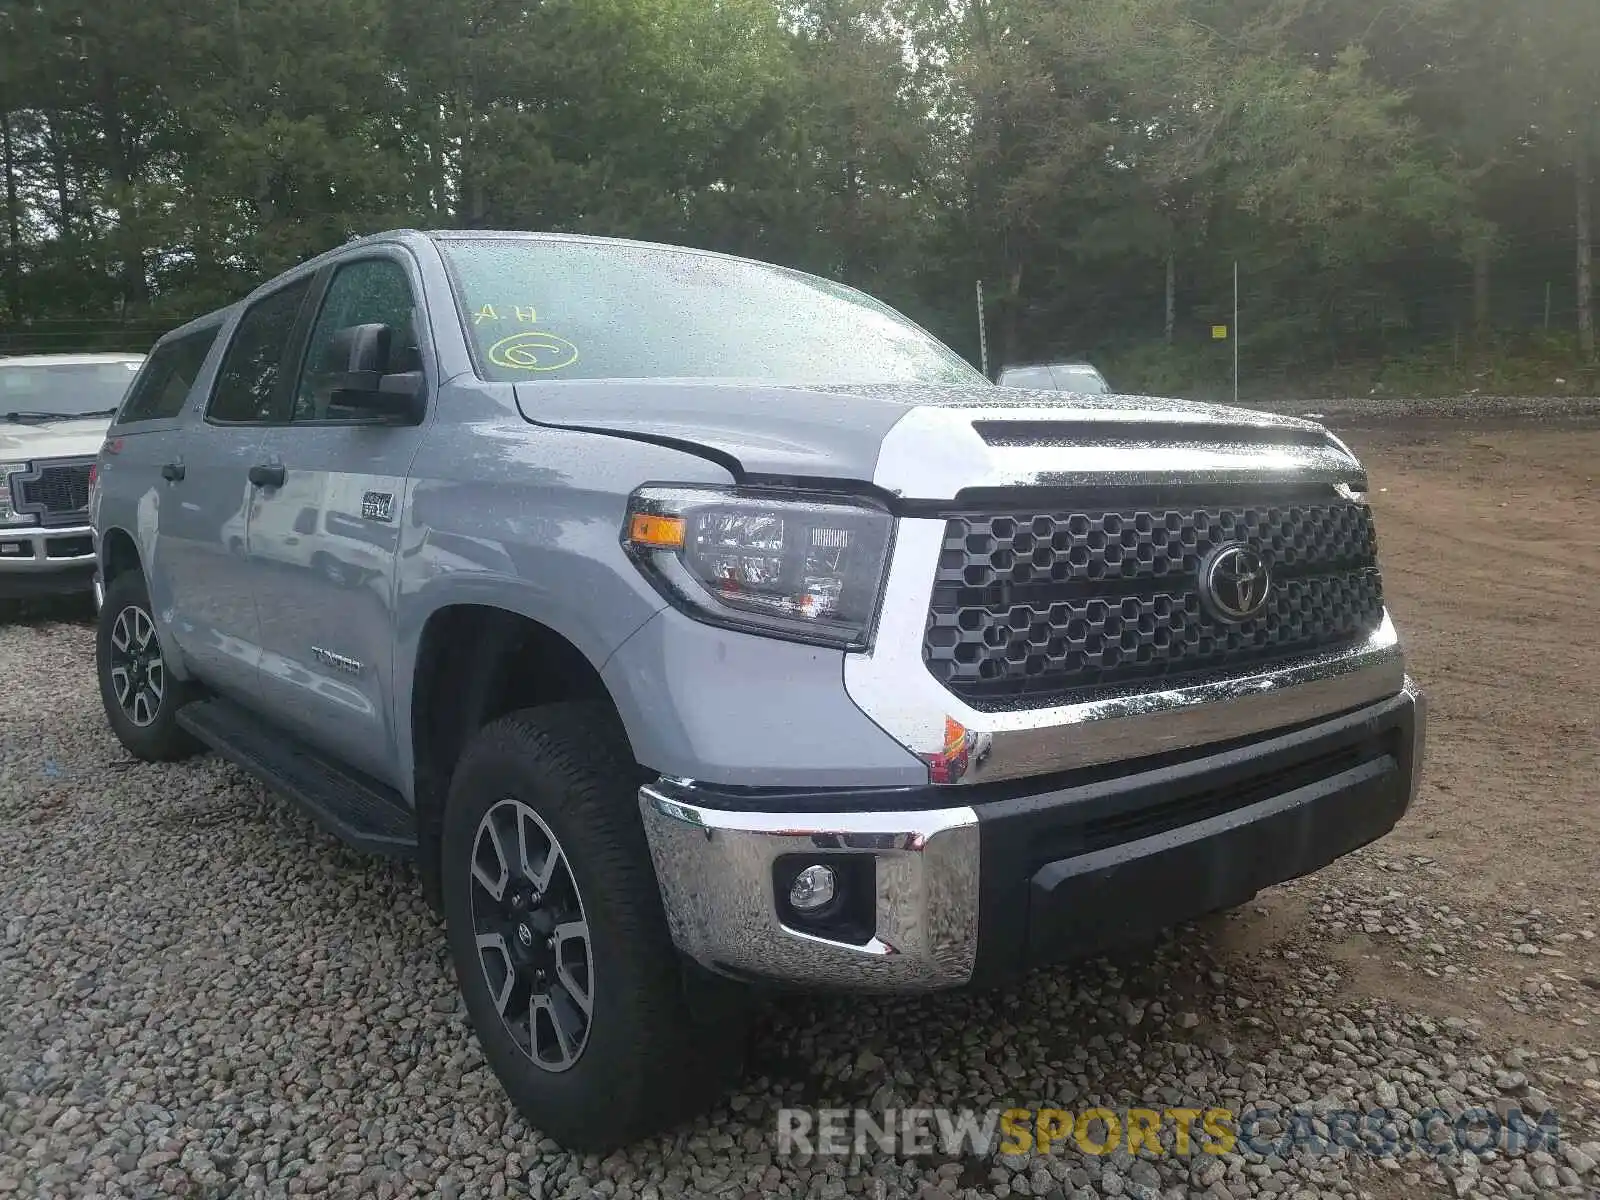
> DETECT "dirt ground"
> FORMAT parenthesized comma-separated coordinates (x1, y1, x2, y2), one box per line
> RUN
(1220, 417, 1600, 1055)
(1364, 420, 1599, 908)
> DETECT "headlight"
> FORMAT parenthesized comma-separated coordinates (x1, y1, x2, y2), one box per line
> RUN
(623, 486, 895, 649)
(0, 462, 31, 527)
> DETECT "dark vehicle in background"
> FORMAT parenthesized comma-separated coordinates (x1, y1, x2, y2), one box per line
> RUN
(1, 353, 144, 600)
(997, 360, 1112, 393)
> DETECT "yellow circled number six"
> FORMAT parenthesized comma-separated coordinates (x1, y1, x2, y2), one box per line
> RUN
(488, 331, 579, 372)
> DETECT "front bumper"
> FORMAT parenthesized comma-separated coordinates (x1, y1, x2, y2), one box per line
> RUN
(0, 524, 98, 599)
(640, 678, 1424, 990)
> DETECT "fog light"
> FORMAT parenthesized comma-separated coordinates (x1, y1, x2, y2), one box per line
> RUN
(787, 864, 837, 913)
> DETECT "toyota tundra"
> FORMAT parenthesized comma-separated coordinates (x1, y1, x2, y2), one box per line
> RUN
(89, 230, 1425, 1149)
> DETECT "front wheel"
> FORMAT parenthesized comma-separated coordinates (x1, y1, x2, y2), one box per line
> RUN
(441, 703, 745, 1150)
(95, 571, 200, 762)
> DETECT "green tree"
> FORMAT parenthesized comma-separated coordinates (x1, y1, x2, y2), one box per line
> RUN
(907, 0, 1463, 373)
(0, 0, 1594, 387)
(1502, 0, 1600, 358)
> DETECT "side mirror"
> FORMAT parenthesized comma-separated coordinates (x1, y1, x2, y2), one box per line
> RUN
(330, 323, 391, 378)
(325, 323, 425, 424)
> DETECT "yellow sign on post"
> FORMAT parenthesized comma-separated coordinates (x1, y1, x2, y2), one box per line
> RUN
(1212, 325, 1229, 340)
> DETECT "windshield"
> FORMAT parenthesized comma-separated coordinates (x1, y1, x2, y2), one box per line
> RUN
(999, 363, 1109, 393)
(441, 238, 983, 386)
(1, 359, 143, 418)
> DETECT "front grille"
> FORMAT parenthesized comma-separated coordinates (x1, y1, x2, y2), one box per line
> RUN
(16, 462, 93, 522)
(923, 492, 1385, 706)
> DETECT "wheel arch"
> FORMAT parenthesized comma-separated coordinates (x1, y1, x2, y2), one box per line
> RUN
(98, 525, 143, 584)
(405, 599, 641, 909)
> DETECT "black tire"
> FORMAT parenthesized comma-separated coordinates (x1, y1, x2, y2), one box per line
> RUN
(95, 571, 201, 761)
(441, 703, 745, 1149)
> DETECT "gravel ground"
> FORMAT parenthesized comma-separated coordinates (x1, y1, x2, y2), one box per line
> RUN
(3, 634, 1596, 1200)
(4, 418, 1600, 1200)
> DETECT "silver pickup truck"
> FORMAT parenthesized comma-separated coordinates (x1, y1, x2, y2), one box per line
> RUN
(90, 230, 1424, 1150)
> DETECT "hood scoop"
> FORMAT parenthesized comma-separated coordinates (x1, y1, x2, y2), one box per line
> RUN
(874, 406, 1366, 500)
(973, 419, 1332, 450)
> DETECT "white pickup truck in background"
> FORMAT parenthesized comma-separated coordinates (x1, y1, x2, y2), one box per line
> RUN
(0, 353, 144, 602)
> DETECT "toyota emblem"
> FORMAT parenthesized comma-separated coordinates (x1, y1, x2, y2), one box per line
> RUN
(1199, 543, 1272, 622)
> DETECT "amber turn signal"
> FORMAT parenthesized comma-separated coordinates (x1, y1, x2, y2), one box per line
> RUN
(627, 513, 686, 549)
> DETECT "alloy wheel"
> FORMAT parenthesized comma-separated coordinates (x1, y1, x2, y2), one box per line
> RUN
(108, 605, 165, 728)
(469, 798, 594, 1072)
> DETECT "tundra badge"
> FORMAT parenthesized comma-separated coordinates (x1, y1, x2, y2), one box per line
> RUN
(311, 646, 363, 676)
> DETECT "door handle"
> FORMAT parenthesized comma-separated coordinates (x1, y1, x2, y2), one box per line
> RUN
(248, 464, 286, 489)
(160, 462, 185, 482)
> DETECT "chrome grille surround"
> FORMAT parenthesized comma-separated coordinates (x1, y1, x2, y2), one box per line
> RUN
(843, 403, 1407, 786)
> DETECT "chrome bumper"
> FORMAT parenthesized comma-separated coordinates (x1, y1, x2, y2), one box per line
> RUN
(642, 677, 1425, 991)
(0, 523, 96, 567)
(0, 525, 98, 598)
(639, 787, 981, 990)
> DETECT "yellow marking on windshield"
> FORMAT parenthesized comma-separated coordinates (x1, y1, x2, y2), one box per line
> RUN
(488, 331, 579, 372)
(473, 304, 540, 324)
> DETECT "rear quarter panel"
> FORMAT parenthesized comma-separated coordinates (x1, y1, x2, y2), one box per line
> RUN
(94, 320, 237, 680)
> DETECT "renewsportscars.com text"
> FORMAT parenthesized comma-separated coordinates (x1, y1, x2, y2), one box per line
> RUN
(776, 1105, 1563, 1161)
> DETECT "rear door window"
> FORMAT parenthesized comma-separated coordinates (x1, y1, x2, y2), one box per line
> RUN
(998, 364, 1110, 393)
(1057, 366, 1110, 393)
(119, 328, 219, 423)
(998, 366, 1056, 389)
(206, 280, 313, 423)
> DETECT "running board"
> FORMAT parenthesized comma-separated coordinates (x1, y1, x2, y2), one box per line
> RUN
(177, 698, 418, 859)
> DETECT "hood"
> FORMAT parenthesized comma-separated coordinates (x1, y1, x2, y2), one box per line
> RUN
(0, 415, 113, 463)
(514, 380, 1332, 486)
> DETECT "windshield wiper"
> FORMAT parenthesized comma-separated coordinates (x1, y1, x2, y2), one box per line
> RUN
(2, 408, 119, 423)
